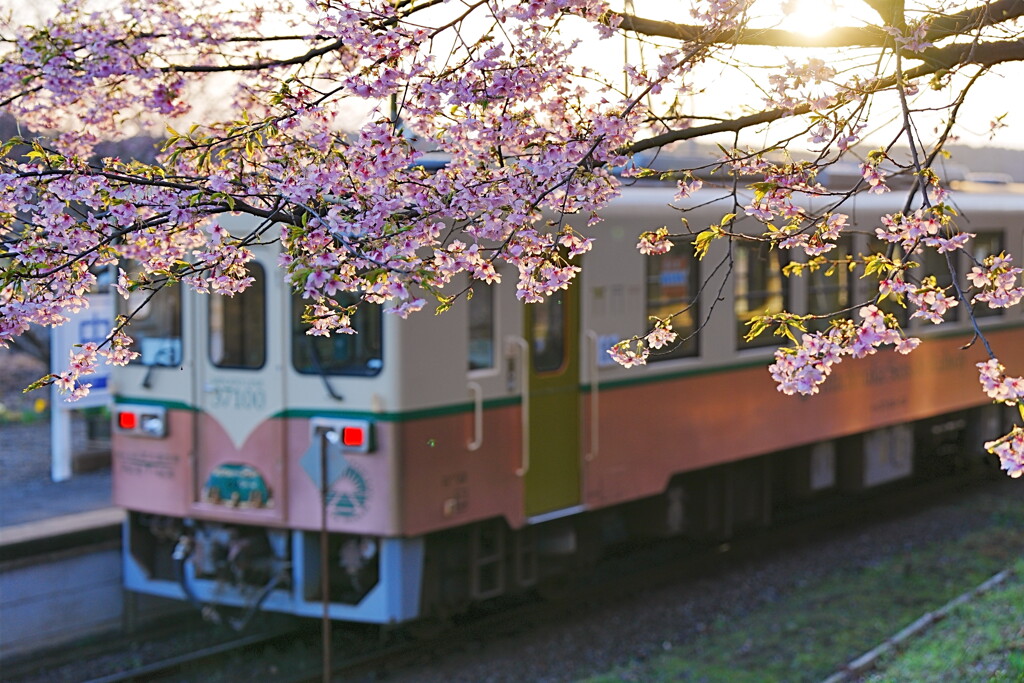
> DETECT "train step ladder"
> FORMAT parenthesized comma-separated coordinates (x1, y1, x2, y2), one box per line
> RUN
(469, 519, 506, 600)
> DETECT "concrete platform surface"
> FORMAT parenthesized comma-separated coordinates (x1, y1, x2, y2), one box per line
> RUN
(0, 419, 113, 528)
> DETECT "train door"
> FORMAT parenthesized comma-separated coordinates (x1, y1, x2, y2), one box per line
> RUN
(523, 286, 582, 518)
(192, 258, 286, 517)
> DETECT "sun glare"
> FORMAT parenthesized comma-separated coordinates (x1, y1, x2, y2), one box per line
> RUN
(777, 0, 844, 36)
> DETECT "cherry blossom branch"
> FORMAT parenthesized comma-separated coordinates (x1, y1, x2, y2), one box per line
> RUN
(626, 38, 1024, 155)
(613, 0, 1024, 48)
(924, 0, 1024, 41)
(616, 12, 890, 48)
(163, 38, 346, 73)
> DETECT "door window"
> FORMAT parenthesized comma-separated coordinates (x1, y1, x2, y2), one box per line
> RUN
(468, 285, 496, 371)
(530, 292, 567, 373)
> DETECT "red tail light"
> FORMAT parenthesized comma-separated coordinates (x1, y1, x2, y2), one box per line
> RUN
(342, 426, 365, 447)
(118, 411, 137, 430)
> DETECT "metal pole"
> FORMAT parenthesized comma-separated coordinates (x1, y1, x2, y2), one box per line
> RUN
(320, 430, 332, 682)
(50, 331, 73, 482)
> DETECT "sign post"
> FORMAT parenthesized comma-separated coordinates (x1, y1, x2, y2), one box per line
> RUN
(49, 293, 113, 482)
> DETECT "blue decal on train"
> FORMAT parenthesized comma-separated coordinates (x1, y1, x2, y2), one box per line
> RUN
(328, 465, 370, 519)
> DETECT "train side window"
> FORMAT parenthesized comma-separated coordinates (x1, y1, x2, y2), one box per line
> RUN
(209, 263, 266, 369)
(968, 231, 1003, 318)
(646, 241, 699, 359)
(806, 237, 853, 332)
(530, 291, 566, 373)
(468, 284, 495, 371)
(865, 238, 909, 327)
(915, 238, 956, 324)
(291, 294, 383, 376)
(734, 241, 790, 349)
(120, 265, 183, 366)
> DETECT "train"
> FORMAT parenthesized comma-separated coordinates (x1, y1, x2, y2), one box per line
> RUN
(111, 174, 1024, 626)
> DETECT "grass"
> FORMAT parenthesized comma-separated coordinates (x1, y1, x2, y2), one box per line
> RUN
(862, 559, 1024, 683)
(580, 488, 1024, 683)
(0, 408, 45, 425)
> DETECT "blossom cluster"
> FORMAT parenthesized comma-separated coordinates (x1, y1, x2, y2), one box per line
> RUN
(985, 427, 1024, 479)
(742, 159, 823, 225)
(967, 253, 1024, 309)
(977, 359, 1024, 405)
(777, 213, 848, 257)
(607, 337, 649, 368)
(977, 360, 1024, 477)
(2, 0, 1024, 479)
(885, 20, 934, 54)
(860, 163, 890, 194)
(49, 333, 138, 401)
(766, 57, 838, 112)
(606, 318, 678, 367)
(907, 276, 959, 324)
(768, 306, 920, 396)
(2, 0, 642, 389)
(872, 209, 970, 254)
(637, 227, 673, 255)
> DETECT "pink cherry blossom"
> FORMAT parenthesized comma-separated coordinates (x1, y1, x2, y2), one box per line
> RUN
(985, 427, 1024, 478)
(637, 228, 673, 255)
(0, 0, 1022, 476)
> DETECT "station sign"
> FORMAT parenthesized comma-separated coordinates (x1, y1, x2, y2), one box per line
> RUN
(50, 292, 114, 409)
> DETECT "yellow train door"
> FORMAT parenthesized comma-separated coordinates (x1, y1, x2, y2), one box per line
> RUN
(523, 286, 582, 518)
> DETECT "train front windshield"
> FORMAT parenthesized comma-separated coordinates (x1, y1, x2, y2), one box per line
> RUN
(291, 293, 383, 376)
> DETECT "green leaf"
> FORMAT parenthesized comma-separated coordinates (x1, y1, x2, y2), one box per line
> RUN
(693, 228, 719, 260)
(435, 296, 454, 315)
(25, 374, 56, 393)
(744, 315, 769, 341)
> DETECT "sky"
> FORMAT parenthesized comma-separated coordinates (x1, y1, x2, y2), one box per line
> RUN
(611, 0, 1024, 151)
(4, 0, 1022, 152)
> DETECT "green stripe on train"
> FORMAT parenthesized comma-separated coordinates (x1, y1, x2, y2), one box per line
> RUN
(113, 320, 1022, 421)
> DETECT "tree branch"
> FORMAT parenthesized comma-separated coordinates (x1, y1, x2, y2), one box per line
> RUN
(624, 38, 1024, 154)
(915, 37, 1024, 72)
(615, 12, 890, 47)
(614, 0, 1024, 49)
(926, 0, 1024, 41)
(164, 38, 345, 73)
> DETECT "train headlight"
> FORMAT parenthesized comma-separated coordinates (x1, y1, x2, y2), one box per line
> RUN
(141, 415, 165, 437)
(115, 404, 167, 438)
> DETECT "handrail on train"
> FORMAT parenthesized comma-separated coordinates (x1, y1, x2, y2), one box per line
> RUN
(467, 381, 484, 451)
(586, 330, 599, 462)
(508, 336, 530, 477)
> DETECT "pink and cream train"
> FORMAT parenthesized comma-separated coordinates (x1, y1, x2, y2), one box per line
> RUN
(112, 177, 1024, 624)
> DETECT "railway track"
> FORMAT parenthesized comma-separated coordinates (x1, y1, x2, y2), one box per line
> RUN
(80, 628, 309, 683)
(12, 470, 989, 683)
(2, 612, 302, 683)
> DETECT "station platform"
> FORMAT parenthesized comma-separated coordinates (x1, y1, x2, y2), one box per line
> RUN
(0, 419, 115, 531)
(0, 418, 124, 664)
